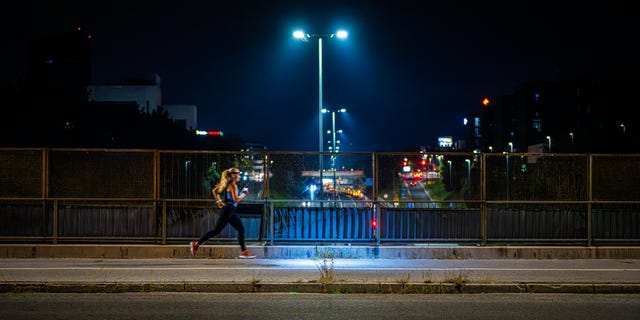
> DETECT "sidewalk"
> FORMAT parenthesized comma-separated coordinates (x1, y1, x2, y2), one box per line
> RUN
(1, 244, 640, 294)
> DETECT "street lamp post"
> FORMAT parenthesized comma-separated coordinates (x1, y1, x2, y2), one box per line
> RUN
(293, 29, 348, 204)
(447, 160, 452, 187)
(465, 159, 471, 199)
(546, 136, 551, 152)
(322, 107, 346, 200)
(505, 149, 510, 202)
(322, 107, 346, 166)
(569, 132, 574, 145)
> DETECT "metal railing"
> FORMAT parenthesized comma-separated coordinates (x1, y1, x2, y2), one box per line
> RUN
(1, 148, 638, 245)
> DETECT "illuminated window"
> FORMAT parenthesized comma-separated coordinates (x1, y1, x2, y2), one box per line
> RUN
(533, 118, 542, 132)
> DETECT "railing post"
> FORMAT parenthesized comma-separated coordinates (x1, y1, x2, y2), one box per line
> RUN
(587, 154, 593, 247)
(481, 153, 487, 245)
(161, 199, 167, 245)
(43, 148, 50, 243)
(52, 199, 58, 244)
(373, 152, 380, 246)
(269, 201, 275, 245)
(375, 202, 380, 246)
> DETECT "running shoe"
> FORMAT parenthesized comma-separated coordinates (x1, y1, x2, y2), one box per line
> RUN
(239, 250, 256, 259)
(190, 241, 199, 257)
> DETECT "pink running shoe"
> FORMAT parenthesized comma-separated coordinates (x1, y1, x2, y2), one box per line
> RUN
(190, 241, 199, 257)
(239, 250, 256, 259)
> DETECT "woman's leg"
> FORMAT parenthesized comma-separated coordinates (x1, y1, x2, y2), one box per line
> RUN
(228, 212, 246, 251)
(197, 206, 232, 245)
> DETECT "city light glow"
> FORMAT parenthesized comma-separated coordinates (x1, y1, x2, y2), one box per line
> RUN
(195, 130, 223, 136)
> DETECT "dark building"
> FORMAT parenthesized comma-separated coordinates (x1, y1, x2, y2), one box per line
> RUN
(23, 27, 93, 146)
(466, 79, 638, 154)
(27, 27, 92, 98)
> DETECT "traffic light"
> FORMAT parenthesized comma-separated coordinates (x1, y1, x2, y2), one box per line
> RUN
(372, 218, 377, 238)
(420, 159, 427, 167)
(401, 158, 411, 173)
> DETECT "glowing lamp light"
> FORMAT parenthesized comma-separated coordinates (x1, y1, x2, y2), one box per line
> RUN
(293, 30, 307, 40)
(371, 219, 377, 228)
(482, 98, 490, 107)
(335, 30, 348, 39)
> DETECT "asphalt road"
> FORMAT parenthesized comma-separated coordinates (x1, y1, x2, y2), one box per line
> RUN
(2, 293, 639, 320)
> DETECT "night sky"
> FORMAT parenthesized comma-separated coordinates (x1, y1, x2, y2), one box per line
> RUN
(4, 1, 637, 151)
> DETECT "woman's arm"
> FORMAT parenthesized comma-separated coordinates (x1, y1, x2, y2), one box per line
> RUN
(212, 187, 224, 206)
(229, 184, 247, 202)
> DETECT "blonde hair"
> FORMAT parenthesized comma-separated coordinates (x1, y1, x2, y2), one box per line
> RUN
(214, 168, 239, 194)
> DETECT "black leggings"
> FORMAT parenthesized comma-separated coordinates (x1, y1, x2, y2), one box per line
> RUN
(197, 204, 246, 251)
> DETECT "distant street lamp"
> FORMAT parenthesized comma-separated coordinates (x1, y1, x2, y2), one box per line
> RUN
(465, 159, 471, 198)
(506, 141, 512, 200)
(293, 29, 348, 202)
(447, 160, 452, 187)
(504, 152, 510, 201)
(569, 132, 574, 145)
(322, 107, 346, 164)
(323, 107, 346, 200)
(621, 124, 626, 134)
(546, 136, 551, 152)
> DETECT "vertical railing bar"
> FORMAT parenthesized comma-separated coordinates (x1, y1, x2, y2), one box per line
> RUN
(42, 148, 49, 242)
(587, 154, 593, 246)
(374, 152, 380, 246)
(52, 199, 58, 244)
(481, 153, 487, 245)
(269, 202, 274, 245)
(162, 199, 167, 245)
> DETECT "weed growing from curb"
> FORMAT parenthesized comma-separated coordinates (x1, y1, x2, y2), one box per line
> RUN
(395, 273, 410, 285)
(443, 270, 470, 287)
(313, 248, 336, 285)
(422, 270, 433, 283)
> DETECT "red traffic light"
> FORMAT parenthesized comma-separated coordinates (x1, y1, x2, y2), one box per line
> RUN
(372, 219, 377, 228)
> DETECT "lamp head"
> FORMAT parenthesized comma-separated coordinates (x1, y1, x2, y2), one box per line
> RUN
(293, 30, 309, 41)
(334, 30, 348, 39)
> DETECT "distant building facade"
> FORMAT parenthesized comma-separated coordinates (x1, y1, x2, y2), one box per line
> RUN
(163, 104, 197, 131)
(464, 80, 638, 153)
(88, 74, 162, 113)
(88, 74, 201, 133)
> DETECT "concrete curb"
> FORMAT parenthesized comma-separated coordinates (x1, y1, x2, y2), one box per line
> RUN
(2, 282, 639, 294)
(2, 244, 640, 259)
